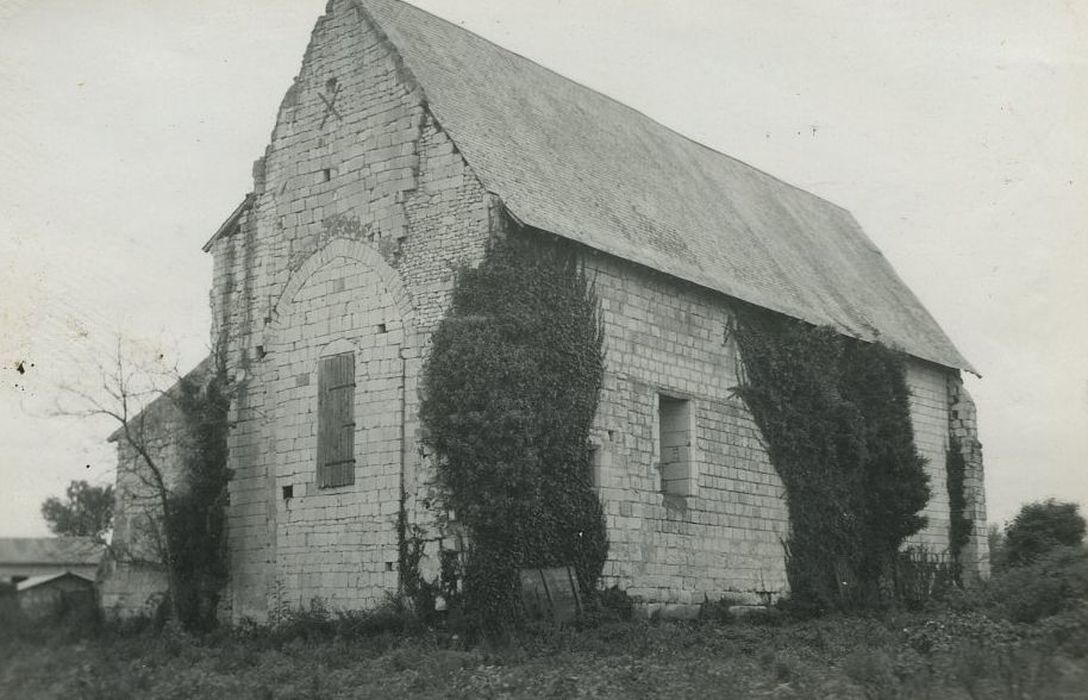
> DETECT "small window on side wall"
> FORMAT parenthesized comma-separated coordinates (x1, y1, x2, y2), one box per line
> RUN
(317, 352, 356, 488)
(658, 395, 696, 497)
(586, 445, 600, 489)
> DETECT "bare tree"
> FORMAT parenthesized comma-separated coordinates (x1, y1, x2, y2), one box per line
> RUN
(56, 338, 222, 624)
(55, 342, 181, 618)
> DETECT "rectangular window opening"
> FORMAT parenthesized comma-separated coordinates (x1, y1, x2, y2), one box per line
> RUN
(658, 395, 693, 497)
(317, 352, 356, 488)
(377, 323, 387, 334)
(586, 446, 600, 489)
(321, 168, 331, 182)
(282, 485, 294, 500)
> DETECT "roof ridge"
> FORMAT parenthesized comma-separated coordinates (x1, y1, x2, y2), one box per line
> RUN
(361, 0, 852, 216)
(345, 0, 973, 372)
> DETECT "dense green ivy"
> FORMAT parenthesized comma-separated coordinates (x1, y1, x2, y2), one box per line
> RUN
(732, 307, 931, 611)
(420, 236, 607, 632)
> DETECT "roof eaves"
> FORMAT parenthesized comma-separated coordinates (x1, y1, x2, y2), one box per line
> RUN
(201, 193, 256, 253)
(106, 355, 214, 443)
(356, 0, 980, 376)
(16, 571, 94, 592)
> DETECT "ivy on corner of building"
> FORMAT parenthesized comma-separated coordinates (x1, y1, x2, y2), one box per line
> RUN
(169, 352, 232, 632)
(419, 233, 608, 635)
(731, 306, 932, 613)
(946, 436, 972, 580)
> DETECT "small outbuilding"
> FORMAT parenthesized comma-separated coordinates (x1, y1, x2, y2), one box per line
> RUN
(16, 571, 97, 620)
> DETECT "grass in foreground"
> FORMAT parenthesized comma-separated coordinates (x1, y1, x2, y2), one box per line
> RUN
(3, 607, 1088, 699)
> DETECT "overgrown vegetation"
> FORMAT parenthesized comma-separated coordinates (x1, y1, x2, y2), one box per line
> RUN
(986, 545, 1088, 623)
(985, 499, 1088, 623)
(1002, 498, 1086, 568)
(7, 493, 1088, 698)
(166, 360, 231, 631)
(419, 235, 607, 634)
(946, 437, 972, 579)
(732, 308, 931, 612)
(99, 350, 232, 632)
(5, 600, 1088, 699)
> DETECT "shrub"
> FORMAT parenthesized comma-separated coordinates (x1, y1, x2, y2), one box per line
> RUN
(988, 524, 1007, 571)
(985, 545, 1088, 623)
(887, 547, 959, 611)
(273, 597, 335, 640)
(733, 308, 930, 612)
(843, 648, 898, 699)
(699, 595, 738, 624)
(167, 359, 231, 632)
(420, 235, 608, 634)
(1003, 499, 1086, 568)
(1034, 604, 1088, 658)
(597, 585, 635, 621)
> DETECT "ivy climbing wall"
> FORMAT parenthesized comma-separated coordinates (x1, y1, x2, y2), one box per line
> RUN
(948, 374, 990, 580)
(905, 361, 953, 552)
(195, 0, 986, 621)
(577, 244, 981, 606)
(579, 249, 792, 605)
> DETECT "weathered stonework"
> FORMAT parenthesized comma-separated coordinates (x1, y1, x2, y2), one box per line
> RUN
(948, 374, 990, 580)
(105, 0, 988, 621)
(208, 0, 492, 620)
(578, 249, 790, 603)
(905, 360, 953, 552)
(100, 363, 209, 618)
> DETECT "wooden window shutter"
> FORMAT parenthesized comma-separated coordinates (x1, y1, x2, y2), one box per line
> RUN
(317, 352, 356, 488)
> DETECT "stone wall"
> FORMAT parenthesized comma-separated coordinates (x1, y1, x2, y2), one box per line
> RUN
(905, 360, 953, 552)
(209, 0, 493, 621)
(582, 247, 791, 604)
(949, 374, 990, 580)
(267, 244, 407, 610)
(577, 246, 969, 605)
(100, 391, 194, 618)
(200, 0, 985, 620)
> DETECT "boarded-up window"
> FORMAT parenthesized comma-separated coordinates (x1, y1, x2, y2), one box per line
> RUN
(659, 395, 695, 496)
(317, 352, 356, 488)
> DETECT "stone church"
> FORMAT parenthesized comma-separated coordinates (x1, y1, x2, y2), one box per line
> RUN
(102, 0, 987, 621)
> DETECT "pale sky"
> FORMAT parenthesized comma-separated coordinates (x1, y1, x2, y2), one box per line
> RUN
(1, 0, 1085, 537)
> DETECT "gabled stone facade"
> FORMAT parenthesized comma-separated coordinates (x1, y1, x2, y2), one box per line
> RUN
(105, 0, 987, 621)
(207, 3, 494, 619)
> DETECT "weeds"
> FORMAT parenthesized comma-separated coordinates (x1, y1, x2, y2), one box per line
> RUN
(4, 566, 1088, 699)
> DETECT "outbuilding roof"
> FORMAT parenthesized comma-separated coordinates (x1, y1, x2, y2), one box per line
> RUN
(0, 537, 104, 567)
(355, 0, 974, 372)
(16, 571, 95, 592)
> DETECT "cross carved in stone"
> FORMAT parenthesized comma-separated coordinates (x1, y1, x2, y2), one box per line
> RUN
(319, 78, 342, 128)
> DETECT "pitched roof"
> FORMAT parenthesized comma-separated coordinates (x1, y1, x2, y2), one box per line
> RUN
(16, 571, 95, 592)
(202, 193, 255, 253)
(0, 537, 104, 566)
(357, 0, 974, 373)
(107, 356, 213, 443)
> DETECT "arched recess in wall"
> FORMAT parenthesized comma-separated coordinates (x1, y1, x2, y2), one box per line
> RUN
(261, 239, 418, 608)
(269, 238, 419, 345)
(262, 238, 419, 499)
